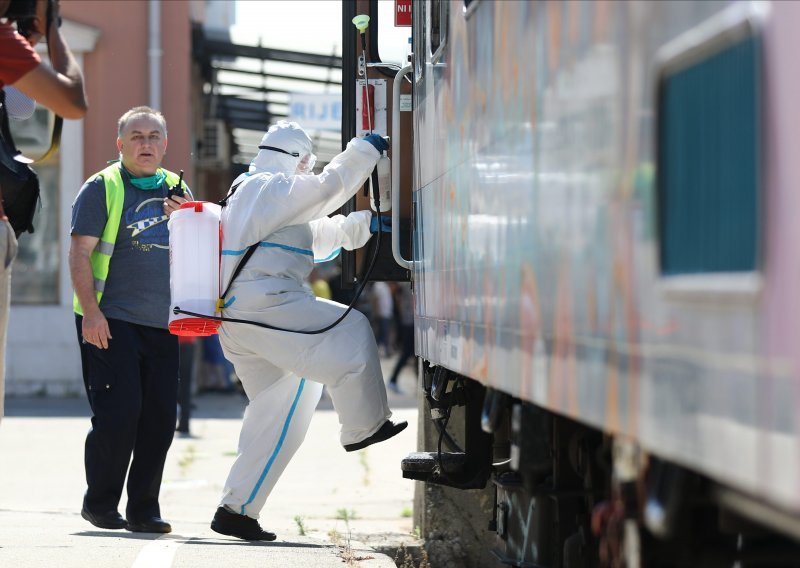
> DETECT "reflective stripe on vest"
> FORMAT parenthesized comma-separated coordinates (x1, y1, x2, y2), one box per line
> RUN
(72, 164, 182, 315)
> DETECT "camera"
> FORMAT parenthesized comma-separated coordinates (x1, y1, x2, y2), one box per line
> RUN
(4, 0, 61, 41)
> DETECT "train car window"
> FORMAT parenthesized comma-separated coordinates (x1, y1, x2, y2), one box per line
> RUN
(463, 0, 480, 19)
(430, 0, 442, 54)
(656, 5, 764, 277)
(431, 0, 448, 63)
(375, 0, 411, 67)
(413, 1, 426, 84)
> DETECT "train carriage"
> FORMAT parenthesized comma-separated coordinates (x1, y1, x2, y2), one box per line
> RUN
(343, 1, 800, 565)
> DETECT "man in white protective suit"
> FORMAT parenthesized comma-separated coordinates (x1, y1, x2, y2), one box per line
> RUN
(209, 121, 407, 541)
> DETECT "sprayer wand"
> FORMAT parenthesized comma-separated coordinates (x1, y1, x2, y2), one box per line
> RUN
(353, 14, 373, 134)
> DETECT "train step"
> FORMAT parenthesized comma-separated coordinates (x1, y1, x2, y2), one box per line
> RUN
(401, 451, 467, 479)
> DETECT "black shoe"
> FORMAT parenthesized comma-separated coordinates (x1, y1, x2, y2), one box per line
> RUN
(81, 508, 127, 530)
(126, 517, 172, 533)
(211, 506, 277, 541)
(344, 419, 408, 452)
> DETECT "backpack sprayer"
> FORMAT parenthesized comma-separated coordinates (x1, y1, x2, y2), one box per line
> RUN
(168, 16, 391, 337)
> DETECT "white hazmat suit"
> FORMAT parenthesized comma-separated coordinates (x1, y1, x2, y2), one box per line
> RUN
(216, 122, 394, 520)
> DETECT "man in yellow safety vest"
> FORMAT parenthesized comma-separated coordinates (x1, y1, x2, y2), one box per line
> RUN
(69, 106, 190, 535)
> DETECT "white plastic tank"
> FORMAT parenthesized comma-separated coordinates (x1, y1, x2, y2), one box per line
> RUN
(167, 201, 221, 336)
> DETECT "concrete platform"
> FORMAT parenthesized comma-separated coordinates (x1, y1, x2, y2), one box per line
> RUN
(0, 355, 422, 568)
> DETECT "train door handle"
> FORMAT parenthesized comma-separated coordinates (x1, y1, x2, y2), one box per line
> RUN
(392, 63, 414, 270)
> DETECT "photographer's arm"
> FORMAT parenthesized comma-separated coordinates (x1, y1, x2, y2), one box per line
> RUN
(69, 235, 111, 349)
(12, 1, 87, 119)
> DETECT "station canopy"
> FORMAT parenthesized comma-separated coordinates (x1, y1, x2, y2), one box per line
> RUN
(192, 24, 343, 167)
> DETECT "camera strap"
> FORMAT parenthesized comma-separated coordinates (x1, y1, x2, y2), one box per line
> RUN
(32, 116, 62, 165)
(0, 91, 8, 219)
(33, 18, 64, 165)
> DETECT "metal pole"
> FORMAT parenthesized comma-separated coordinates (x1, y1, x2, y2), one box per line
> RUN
(148, 0, 161, 110)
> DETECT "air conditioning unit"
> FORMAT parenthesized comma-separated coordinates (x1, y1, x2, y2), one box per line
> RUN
(198, 119, 229, 165)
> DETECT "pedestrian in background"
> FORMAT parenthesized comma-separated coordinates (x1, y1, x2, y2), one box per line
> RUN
(176, 336, 198, 435)
(371, 281, 393, 357)
(69, 106, 190, 534)
(309, 266, 332, 300)
(388, 282, 414, 393)
(197, 334, 237, 394)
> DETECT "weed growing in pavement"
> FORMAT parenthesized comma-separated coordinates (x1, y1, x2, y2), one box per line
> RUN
(337, 535, 375, 566)
(294, 515, 307, 536)
(394, 542, 431, 568)
(336, 508, 358, 525)
(329, 525, 360, 566)
(331, 509, 374, 566)
(359, 450, 371, 486)
(413, 525, 421, 539)
(178, 444, 197, 475)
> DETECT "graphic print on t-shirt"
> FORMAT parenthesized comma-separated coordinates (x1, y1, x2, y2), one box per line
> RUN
(124, 197, 169, 251)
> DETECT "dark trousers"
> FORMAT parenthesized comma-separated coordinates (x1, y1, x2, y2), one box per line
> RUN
(389, 324, 415, 384)
(177, 340, 195, 433)
(76, 315, 179, 520)
(377, 316, 392, 353)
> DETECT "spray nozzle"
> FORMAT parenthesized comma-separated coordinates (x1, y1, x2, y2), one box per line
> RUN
(352, 14, 370, 33)
(353, 14, 370, 77)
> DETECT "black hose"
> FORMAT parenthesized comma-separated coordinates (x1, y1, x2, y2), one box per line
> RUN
(434, 418, 463, 453)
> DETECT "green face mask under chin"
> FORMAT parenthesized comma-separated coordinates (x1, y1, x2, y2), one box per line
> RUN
(127, 169, 167, 190)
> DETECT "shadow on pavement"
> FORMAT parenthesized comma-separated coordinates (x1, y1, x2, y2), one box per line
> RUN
(4, 396, 92, 418)
(5, 382, 418, 419)
(71, 530, 328, 548)
(186, 539, 328, 548)
(4, 392, 249, 419)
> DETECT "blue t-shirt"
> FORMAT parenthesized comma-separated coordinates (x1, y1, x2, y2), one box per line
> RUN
(70, 164, 192, 329)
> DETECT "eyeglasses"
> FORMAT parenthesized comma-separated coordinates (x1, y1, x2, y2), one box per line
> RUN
(259, 145, 317, 173)
(299, 153, 317, 173)
(258, 145, 299, 158)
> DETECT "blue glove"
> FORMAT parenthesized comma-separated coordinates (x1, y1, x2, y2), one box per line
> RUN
(363, 133, 389, 153)
(370, 214, 392, 233)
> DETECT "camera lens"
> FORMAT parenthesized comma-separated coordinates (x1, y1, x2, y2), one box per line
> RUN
(15, 18, 35, 39)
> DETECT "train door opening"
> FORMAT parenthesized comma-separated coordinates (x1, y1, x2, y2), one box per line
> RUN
(341, 0, 414, 286)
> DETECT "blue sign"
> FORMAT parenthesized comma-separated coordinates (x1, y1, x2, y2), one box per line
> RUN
(289, 94, 342, 131)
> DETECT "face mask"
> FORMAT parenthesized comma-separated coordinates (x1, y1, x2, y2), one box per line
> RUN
(127, 169, 167, 190)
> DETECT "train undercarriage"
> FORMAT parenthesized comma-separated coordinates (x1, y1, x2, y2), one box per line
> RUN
(405, 363, 800, 568)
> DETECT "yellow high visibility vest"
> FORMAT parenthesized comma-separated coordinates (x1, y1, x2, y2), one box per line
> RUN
(72, 164, 184, 315)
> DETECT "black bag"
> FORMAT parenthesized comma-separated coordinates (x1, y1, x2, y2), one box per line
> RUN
(0, 89, 40, 237)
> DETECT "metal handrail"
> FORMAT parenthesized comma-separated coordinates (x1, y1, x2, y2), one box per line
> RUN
(392, 63, 414, 270)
